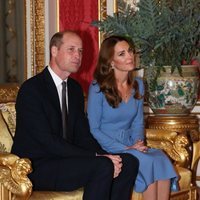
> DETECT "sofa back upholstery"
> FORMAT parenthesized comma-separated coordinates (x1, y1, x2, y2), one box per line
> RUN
(0, 84, 18, 154)
(0, 102, 16, 153)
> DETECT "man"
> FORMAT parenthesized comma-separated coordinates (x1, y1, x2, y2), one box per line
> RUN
(11, 30, 139, 200)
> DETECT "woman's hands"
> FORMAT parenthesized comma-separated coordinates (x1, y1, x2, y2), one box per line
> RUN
(126, 140, 148, 153)
(96, 140, 148, 179)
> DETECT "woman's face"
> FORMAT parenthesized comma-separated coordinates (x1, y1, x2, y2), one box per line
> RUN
(111, 40, 135, 72)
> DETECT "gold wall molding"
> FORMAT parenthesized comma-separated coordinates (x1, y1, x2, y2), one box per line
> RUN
(29, 0, 45, 75)
(98, 0, 107, 21)
(98, 0, 107, 47)
(25, 0, 45, 77)
(98, 0, 117, 46)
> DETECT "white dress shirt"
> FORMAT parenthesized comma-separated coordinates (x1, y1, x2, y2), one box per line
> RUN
(48, 66, 68, 110)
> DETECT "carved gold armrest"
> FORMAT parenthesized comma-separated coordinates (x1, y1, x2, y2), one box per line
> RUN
(0, 153, 33, 200)
(145, 129, 190, 167)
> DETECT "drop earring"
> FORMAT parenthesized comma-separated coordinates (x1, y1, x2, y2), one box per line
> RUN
(111, 62, 114, 69)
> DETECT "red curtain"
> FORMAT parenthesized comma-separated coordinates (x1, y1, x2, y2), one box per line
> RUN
(59, 0, 99, 94)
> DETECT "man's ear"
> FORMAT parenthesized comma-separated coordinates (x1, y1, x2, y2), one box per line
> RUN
(51, 46, 57, 57)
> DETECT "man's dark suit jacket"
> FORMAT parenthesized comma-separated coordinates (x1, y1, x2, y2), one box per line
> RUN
(11, 67, 105, 190)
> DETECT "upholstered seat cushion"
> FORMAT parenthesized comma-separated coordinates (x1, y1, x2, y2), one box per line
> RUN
(30, 188, 83, 200)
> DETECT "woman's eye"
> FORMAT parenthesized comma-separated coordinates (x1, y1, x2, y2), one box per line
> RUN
(128, 48, 134, 53)
(119, 52, 125, 56)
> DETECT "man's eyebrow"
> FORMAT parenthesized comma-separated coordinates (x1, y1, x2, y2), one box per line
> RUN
(65, 45, 83, 48)
(65, 45, 75, 47)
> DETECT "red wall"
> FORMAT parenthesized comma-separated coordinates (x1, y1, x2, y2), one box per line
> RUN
(59, 0, 99, 94)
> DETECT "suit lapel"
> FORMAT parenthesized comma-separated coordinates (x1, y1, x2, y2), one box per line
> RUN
(42, 67, 61, 114)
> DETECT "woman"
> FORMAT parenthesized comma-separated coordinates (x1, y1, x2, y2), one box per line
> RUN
(87, 36, 178, 200)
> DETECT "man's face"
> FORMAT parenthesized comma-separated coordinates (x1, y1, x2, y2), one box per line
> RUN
(52, 33, 83, 75)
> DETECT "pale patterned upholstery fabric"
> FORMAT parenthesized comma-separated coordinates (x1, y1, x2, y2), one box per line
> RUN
(0, 103, 16, 137)
(0, 112, 13, 153)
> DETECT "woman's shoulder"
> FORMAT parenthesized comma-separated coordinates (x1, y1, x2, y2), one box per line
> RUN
(134, 77, 144, 95)
(134, 77, 143, 84)
(88, 80, 103, 100)
(89, 80, 100, 92)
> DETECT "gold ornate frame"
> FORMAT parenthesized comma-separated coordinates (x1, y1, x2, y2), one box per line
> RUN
(98, 0, 117, 46)
(28, 0, 45, 75)
(98, 0, 107, 47)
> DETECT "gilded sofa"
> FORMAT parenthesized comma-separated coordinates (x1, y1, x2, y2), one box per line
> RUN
(0, 86, 199, 200)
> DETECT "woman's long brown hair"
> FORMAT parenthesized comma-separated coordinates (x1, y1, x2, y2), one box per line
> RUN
(93, 36, 143, 108)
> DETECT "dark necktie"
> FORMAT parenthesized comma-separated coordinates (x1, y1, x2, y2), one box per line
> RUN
(62, 81, 68, 139)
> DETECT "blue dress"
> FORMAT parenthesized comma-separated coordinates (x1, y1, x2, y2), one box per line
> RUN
(87, 78, 178, 193)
